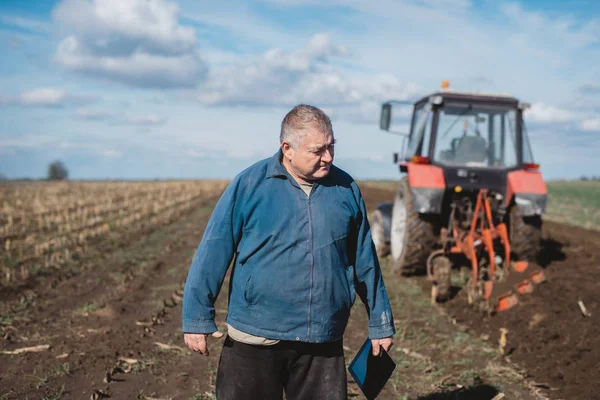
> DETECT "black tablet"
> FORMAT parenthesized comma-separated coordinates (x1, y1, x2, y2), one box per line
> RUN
(348, 338, 397, 400)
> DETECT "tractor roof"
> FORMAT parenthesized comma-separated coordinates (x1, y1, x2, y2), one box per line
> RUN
(416, 90, 520, 107)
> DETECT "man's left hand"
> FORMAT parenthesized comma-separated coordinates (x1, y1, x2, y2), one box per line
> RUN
(371, 337, 393, 356)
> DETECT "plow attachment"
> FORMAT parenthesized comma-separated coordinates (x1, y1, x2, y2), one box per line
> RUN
(488, 261, 547, 312)
(427, 189, 547, 314)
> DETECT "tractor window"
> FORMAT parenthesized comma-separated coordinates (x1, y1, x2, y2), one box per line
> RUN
(433, 104, 518, 168)
(492, 111, 518, 167)
(405, 104, 432, 159)
(521, 116, 535, 164)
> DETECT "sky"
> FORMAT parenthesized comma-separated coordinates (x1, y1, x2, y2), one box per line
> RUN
(0, 0, 599, 181)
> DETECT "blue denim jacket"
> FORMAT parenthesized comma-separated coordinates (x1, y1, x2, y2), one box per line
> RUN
(182, 150, 396, 342)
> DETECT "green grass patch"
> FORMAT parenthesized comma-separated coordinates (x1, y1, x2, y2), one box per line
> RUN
(546, 180, 600, 230)
(77, 302, 101, 314)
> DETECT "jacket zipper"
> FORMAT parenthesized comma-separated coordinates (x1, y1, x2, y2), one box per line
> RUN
(306, 192, 314, 341)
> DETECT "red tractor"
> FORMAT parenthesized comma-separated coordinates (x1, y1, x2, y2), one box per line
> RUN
(371, 82, 547, 313)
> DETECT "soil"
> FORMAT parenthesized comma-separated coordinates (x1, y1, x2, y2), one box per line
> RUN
(0, 183, 598, 399)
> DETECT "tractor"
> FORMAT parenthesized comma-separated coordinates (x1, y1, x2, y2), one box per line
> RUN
(371, 82, 547, 313)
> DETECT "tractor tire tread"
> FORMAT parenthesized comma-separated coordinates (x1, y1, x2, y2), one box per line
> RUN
(509, 206, 542, 262)
(370, 209, 390, 258)
(393, 177, 438, 273)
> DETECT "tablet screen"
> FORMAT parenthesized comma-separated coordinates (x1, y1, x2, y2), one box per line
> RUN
(348, 339, 396, 400)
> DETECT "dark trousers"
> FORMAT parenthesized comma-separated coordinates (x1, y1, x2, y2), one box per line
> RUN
(216, 335, 348, 400)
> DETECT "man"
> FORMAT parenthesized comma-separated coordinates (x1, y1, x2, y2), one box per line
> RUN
(182, 104, 395, 400)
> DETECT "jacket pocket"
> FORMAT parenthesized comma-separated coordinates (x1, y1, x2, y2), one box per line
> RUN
(243, 271, 256, 305)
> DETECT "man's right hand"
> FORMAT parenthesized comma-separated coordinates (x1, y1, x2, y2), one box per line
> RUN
(184, 331, 225, 356)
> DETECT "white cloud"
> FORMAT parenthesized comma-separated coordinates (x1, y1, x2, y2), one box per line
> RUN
(101, 149, 123, 158)
(185, 149, 213, 158)
(20, 87, 67, 106)
(526, 103, 576, 123)
(53, 0, 196, 55)
(58, 141, 127, 158)
(581, 118, 600, 132)
(197, 33, 419, 113)
(74, 108, 166, 126)
(512, 101, 600, 135)
(75, 108, 112, 120)
(182, 2, 300, 50)
(501, 3, 600, 52)
(124, 114, 166, 126)
(255, 0, 600, 104)
(0, 134, 126, 159)
(264, 0, 473, 9)
(0, 87, 98, 107)
(53, 0, 208, 88)
(0, 135, 54, 149)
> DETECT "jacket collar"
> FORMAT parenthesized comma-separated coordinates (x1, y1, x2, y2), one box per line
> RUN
(266, 148, 332, 185)
(266, 149, 289, 179)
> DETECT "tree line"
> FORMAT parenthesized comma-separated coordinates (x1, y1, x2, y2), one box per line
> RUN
(0, 160, 69, 181)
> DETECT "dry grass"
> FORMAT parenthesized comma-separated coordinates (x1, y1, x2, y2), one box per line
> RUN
(0, 180, 228, 283)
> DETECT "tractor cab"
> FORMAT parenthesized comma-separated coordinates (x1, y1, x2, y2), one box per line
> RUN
(380, 89, 538, 176)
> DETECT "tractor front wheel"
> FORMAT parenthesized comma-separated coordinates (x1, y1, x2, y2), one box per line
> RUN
(390, 177, 438, 274)
(370, 208, 390, 258)
(430, 253, 452, 303)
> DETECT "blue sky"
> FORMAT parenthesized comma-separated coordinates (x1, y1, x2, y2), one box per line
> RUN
(0, 0, 599, 180)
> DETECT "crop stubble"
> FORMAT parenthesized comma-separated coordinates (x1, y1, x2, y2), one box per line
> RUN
(0, 180, 228, 283)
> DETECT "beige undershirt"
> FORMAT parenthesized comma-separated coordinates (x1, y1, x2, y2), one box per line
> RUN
(226, 179, 313, 345)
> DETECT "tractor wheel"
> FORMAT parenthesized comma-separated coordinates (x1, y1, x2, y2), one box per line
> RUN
(390, 177, 438, 274)
(433, 257, 452, 301)
(370, 208, 390, 258)
(431, 254, 452, 302)
(509, 205, 542, 262)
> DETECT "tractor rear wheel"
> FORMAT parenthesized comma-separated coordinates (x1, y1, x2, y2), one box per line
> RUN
(390, 177, 438, 274)
(509, 205, 542, 262)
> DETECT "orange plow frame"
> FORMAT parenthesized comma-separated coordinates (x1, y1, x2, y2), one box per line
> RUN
(437, 189, 546, 313)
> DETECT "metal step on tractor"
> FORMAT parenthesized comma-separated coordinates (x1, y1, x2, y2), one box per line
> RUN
(371, 81, 548, 314)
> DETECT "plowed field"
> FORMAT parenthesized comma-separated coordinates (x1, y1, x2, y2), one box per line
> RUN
(0, 182, 597, 399)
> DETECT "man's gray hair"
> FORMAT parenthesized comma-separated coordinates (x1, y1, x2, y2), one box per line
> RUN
(280, 104, 334, 149)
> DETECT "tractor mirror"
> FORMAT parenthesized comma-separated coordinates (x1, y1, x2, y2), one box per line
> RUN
(393, 152, 399, 163)
(380, 103, 392, 131)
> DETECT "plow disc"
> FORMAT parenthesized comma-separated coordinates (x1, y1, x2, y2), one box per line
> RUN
(486, 261, 546, 313)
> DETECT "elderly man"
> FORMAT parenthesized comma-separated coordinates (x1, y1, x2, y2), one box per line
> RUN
(182, 104, 395, 400)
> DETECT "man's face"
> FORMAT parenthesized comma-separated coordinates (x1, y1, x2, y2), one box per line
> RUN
(282, 127, 335, 182)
